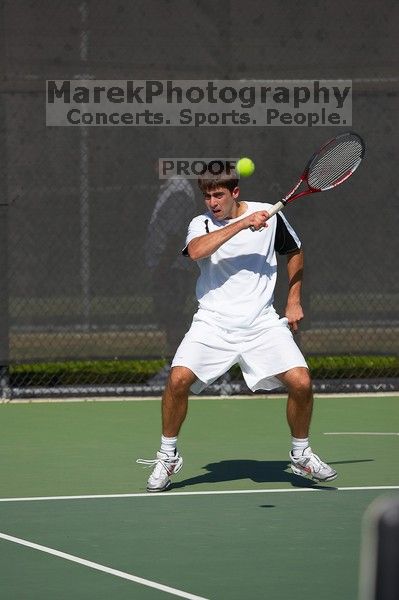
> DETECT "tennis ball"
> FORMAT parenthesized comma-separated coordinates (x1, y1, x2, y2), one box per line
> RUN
(236, 157, 255, 178)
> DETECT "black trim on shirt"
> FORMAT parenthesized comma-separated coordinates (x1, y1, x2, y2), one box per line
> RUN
(182, 218, 210, 256)
(274, 213, 300, 255)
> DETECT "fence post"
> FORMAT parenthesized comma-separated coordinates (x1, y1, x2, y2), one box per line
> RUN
(0, 0, 10, 399)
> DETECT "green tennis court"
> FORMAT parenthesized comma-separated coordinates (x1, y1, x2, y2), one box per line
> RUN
(1, 395, 398, 599)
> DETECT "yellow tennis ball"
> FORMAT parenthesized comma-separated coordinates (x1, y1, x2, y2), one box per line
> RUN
(236, 157, 255, 178)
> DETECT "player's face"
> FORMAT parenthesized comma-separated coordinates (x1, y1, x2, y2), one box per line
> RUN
(203, 186, 240, 220)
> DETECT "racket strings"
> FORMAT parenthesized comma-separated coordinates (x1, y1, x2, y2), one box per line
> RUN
(310, 142, 361, 188)
(311, 152, 358, 187)
(309, 142, 362, 189)
(308, 138, 363, 190)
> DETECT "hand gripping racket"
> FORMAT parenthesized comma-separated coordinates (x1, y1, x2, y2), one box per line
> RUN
(250, 131, 365, 230)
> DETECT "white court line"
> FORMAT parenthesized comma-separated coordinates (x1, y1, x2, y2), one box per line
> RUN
(1, 485, 399, 503)
(324, 432, 399, 436)
(0, 532, 209, 600)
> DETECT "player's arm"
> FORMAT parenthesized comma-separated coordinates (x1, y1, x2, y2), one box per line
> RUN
(285, 248, 304, 333)
(187, 210, 269, 260)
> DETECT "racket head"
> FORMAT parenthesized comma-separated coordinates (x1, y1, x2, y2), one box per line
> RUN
(305, 131, 365, 192)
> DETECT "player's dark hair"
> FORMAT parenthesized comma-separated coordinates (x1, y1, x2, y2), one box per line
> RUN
(198, 165, 239, 194)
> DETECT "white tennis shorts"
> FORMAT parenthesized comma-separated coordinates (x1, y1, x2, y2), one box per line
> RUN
(171, 310, 308, 393)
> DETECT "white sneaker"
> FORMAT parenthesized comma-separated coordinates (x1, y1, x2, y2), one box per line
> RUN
(290, 447, 337, 482)
(137, 451, 183, 492)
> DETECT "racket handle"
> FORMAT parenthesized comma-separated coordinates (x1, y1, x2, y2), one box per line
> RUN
(250, 201, 285, 232)
(266, 200, 285, 218)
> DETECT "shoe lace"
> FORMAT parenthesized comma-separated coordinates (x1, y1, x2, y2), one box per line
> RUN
(136, 458, 159, 467)
(136, 455, 178, 471)
(307, 452, 329, 473)
(294, 448, 322, 468)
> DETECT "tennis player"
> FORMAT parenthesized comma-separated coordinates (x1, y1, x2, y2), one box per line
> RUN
(138, 169, 337, 491)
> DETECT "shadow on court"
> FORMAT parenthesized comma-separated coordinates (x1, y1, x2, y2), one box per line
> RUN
(171, 458, 373, 491)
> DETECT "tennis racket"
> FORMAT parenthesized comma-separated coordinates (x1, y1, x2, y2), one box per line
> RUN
(250, 131, 365, 230)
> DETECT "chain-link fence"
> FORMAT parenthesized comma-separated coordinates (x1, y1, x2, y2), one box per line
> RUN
(1, 0, 398, 397)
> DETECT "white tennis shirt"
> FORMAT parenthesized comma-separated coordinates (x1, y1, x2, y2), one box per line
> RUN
(183, 201, 301, 329)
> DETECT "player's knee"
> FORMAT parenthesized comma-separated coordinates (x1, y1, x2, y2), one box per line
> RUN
(169, 367, 194, 394)
(288, 367, 312, 396)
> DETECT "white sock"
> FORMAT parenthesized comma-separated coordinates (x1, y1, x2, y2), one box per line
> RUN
(291, 437, 309, 457)
(160, 435, 178, 457)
